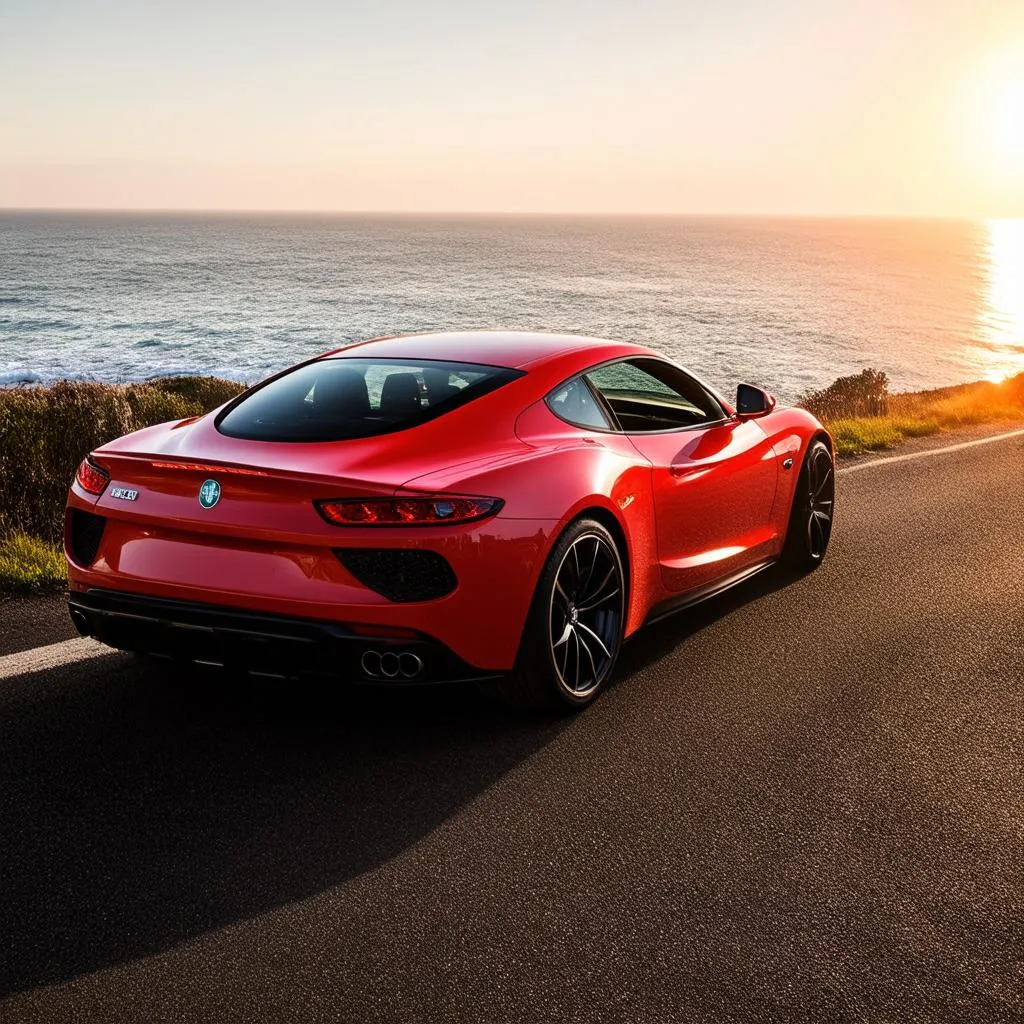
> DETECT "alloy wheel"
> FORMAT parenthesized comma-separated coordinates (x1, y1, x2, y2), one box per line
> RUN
(548, 533, 624, 698)
(806, 444, 835, 559)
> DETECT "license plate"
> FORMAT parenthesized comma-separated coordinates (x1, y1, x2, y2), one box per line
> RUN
(110, 487, 139, 501)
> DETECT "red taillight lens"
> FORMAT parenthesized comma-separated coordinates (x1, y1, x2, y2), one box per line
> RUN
(316, 495, 503, 527)
(75, 457, 110, 496)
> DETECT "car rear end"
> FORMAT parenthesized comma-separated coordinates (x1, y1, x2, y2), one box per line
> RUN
(64, 355, 550, 682)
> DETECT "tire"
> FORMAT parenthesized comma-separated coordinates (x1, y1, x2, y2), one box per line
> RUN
(488, 518, 626, 711)
(783, 438, 835, 572)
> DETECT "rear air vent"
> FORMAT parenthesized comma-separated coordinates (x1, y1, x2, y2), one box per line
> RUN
(69, 509, 107, 566)
(334, 549, 457, 603)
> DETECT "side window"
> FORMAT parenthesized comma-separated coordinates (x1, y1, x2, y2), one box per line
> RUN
(546, 376, 612, 430)
(585, 359, 725, 432)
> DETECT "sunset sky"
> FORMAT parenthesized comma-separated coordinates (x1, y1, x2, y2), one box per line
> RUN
(2, 0, 1023, 215)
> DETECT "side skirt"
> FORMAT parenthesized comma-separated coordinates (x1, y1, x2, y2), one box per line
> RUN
(640, 558, 777, 628)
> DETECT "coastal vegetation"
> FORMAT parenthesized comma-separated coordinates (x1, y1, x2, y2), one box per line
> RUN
(0, 376, 244, 594)
(1, 369, 1022, 595)
(800, 368, 1024, 456)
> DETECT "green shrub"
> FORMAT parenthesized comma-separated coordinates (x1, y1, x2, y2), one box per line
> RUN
(0, 532, 66, 594)
(800, 368, 890, 420)
(0, 376, 244, 545)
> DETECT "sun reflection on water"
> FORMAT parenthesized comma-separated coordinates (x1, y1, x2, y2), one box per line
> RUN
(978, 219, 1024, 382)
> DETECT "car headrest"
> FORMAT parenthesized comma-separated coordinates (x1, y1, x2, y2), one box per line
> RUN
(422, 367, 460, 406)
(379, 372, 422, 419)
(313, 368, 370, 418)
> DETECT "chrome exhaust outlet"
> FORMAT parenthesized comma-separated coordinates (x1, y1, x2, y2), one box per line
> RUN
(398, 652, 423, 678)
(360, 649, 425, 680)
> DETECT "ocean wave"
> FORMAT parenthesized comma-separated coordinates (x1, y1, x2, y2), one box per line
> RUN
(1, 317, 78, 332)
(0, 366, 259, 389)
(0, 370, 43, 387)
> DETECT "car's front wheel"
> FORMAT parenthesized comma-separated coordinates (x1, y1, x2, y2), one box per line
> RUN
(783, 438, 835, 572)
(490, 518, 626, 710)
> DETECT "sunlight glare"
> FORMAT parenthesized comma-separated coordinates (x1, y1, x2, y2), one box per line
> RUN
(978, 219, 1024, 382)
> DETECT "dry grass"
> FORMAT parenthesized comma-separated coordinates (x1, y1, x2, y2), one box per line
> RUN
(818, 372, 1024, 457)
(0, 375, 245, 595)
(0, 376, 244, 544)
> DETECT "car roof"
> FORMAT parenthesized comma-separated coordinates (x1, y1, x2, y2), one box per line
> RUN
(322, 331, 644, 370)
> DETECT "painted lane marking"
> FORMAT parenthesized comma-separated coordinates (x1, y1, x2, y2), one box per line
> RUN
(838, 427, 1024, 475)
(0, 637, 113, 681)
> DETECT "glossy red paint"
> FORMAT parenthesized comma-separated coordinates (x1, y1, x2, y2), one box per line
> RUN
(65, 332, 828, 676)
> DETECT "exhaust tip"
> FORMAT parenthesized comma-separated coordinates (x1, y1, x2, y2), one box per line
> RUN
(69, 608, 91, 637)
(398, 652, 423, 678)
(360, 649, 425, 680)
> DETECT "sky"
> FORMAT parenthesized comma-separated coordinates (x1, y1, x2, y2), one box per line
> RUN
(1, 0, 1023, 215)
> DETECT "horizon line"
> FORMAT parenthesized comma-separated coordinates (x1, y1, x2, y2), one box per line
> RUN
(2, 206, 1020, 221)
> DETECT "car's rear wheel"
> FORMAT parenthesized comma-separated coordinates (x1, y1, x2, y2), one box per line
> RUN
(489, 518, 625, 710)
(784, 439, 835, 571)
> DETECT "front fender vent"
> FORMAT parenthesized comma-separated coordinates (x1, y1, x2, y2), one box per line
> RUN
(334, 549, 457, 603)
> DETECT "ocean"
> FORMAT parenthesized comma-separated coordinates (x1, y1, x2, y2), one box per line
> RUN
(1, 212, 1022, 402)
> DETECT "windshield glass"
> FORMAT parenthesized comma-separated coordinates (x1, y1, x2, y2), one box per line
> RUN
(217, 357, 522, 442)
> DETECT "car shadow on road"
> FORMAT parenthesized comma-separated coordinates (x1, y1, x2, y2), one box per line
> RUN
(0, 566, 798, 995)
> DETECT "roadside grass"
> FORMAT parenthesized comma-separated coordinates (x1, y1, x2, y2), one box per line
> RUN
(818, 372, 1024, 456)
(826, 416, 940, 457)
(0, 532, 66, 595)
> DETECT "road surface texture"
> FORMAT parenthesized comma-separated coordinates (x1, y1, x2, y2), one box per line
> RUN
(1, 428, 1022, 1023)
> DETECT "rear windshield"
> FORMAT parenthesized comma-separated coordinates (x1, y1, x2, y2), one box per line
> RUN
(217, 357, 523, 442)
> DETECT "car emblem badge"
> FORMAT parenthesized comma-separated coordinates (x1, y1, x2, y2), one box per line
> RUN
(198, 479, 221, 509)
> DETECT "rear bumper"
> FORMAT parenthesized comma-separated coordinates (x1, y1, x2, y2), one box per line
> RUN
(69, 589, 500, 684)
(64, 492, 555, 670)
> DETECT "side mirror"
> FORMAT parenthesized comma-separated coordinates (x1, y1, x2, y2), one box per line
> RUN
(736, 383, 776, 418)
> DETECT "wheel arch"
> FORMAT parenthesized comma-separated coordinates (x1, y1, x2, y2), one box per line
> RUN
(810, 428, 834, 458)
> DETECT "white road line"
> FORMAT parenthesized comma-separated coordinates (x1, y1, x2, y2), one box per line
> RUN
(838, 426, 1024, 475)
(0, 636, 113, 680)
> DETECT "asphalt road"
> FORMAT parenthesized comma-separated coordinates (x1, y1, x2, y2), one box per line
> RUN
(1, 429, 1023, 1023)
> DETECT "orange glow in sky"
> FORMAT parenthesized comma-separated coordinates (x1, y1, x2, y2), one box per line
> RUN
(1, 0, 1023, 214)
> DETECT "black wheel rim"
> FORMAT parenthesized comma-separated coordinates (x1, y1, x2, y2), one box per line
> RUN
(548, 534, 623, 697)
(806, 446, 834, 560)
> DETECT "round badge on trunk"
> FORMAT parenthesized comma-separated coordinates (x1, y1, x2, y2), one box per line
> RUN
(199, 479, 221, 509)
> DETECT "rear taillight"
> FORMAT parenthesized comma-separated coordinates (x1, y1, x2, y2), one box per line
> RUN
(315, 495, 502, 527)
(75, 457, 110, 496)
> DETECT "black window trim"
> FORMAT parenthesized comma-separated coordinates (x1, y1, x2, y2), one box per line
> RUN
(546, 356, 733, 437)
(214, 355, 526, 443)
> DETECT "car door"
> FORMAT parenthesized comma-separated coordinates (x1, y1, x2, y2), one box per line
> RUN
(584, 358, 780, 594)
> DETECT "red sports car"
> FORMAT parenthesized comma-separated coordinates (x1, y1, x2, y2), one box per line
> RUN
(65, 332, 835, 708)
